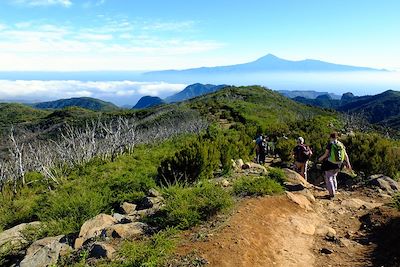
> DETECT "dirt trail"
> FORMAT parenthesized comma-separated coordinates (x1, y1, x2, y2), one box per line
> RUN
(176, 187, 397, 267)
(178, 196, 320, 267)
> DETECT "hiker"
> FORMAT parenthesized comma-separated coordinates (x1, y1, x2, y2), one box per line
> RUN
(258, 136, 269, 164)
(254, 134, 263, 163)
(293, 137, 312, 180)
(318, 132, 352, 199)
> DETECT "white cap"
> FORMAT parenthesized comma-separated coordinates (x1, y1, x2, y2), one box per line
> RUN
(297, 137, 304, 144)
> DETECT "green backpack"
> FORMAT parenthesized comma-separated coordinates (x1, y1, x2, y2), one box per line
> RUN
(328, 141, 346, 164)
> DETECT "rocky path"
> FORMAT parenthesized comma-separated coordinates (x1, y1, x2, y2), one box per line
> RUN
(175, 175, 399, 267)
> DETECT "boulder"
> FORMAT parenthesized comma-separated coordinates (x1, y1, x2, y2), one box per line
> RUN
(112, 213, 137, 224)
(286, 191, 313, 211)
(103, 222, 148, 239)
(341, 198, 383, 210)
(0, 221, 41, 258)
(315, 225, 336, 239)
(221, 179, 230, 187)
(368, 174, 399, 195)
(148, 188, 162, 198)
(89, 242, 116, 259)
(283, 168, 312, 188)
(248, 163, 267, 174)
(121, 202, 137, 215)
(242, 163, 250, 170)
(74, 214, 117, 249)
(235, 159, 244, 169)
(19, 235, 72, 267)
(296, 189, 316, 203)
(134, 208, 160, 218)
(137, 196, 164, 211)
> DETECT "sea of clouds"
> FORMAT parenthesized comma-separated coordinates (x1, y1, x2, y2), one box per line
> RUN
(0, 80, 186, 106)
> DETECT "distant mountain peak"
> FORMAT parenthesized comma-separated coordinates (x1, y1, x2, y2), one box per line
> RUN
(145, 54, 384, 77)
(255, 53, 281, 61)
(165, 83, 227, 103)
(133, 96, 165, 109)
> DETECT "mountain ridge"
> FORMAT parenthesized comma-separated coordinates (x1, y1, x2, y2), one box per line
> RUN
(144, 54, 386, 76)
(133, 96, 165, 109)
(32, 97, 120, 112)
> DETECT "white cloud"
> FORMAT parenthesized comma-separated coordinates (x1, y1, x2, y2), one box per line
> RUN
(0, 80, 186, 104)
(0, 18, 224, 70)
(12, 0, 72, 7)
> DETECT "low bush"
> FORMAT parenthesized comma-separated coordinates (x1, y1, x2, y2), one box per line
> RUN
(343, 133, 400, 178)
(0, 140, 179, 235)
(267, 167, 287, 184)
(157, 126, 251, 186)
(103, 229, 178, 267)
(275, 138, 296, 162)
(151, 182, 233, 230)
(233, 176, 284, 197)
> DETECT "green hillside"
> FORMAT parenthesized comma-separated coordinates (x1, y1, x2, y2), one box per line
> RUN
(0, 86, 399, 267)
(33, 97, 120, 112)
(0, 103, 50, 129)
(184, 85, 338, 134)
(339, 90, 400, 126)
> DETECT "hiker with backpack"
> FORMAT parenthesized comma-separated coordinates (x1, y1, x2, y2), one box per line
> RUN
(254, 134, 264, 163)
(293, 137, 312, 180)
(318, 132, 352, 199)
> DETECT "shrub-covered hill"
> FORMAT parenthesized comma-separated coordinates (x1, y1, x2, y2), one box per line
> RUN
(0, 85, 399, 266)
(32, 97, 120, 112)
(183, 85, 339, 135)
(338, 90, 400, 126)
(0, 103, 50, 131)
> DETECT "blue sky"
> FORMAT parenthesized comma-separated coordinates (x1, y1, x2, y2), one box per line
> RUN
(0, 0, 399, 71)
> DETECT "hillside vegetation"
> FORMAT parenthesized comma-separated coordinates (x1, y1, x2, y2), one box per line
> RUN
(294, 90, 400, 131)
(0, 86, 399, 266)
(33, 97, 120, 112)
(0, 103, 49, 130)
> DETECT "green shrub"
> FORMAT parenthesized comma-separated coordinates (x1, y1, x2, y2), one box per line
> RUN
(0, 139, 179, 235)
(157, 126, 251, 186)
(233, 176, 284, 197)
(157, 139, 220, 186)
(267, 167, 286, 184)
(98, 229, 178, 267)
(343, 133, 400, 178)
(275, 138, 296, 162)
(152, 182, 233, 230)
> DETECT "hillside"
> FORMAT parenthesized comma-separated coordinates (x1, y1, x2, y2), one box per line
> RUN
(182, 86, 336, 133)
(0, 86, 399, 267)
(33, 97, 120, 112)
(292, 90, 400, 130)
(165, 83, 227, 103)
(0, 103, 49, 129)
(278, 90, 341, 100)
(293, 95, 341, 109)
(338, 90, 400, 125)
(133, 96, 165, 109)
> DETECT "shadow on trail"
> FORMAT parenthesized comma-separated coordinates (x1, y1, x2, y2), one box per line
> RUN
(360, 209, 400, 267)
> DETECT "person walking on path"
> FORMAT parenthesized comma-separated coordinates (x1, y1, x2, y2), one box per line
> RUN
(293, 137, 312, 180)
(318, 132, 352, 199)
(254, 134, 263, 163)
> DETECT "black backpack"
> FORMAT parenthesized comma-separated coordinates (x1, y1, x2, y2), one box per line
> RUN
(296, 144, 312, 162)
(260, 141, 268, 154)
